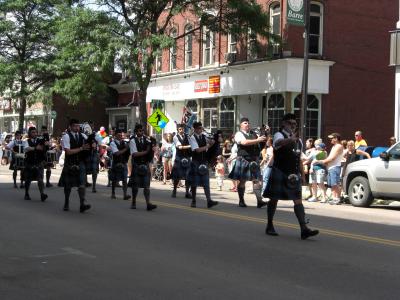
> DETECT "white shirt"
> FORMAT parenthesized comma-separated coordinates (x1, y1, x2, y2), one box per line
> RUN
(7, 139, 23, 150)
(22, 139, 37, 153)
(234, 131, 249, 145)
(189, 133, 206, 151)
(129, 136, 146, 154)
(110, 140, 124, 154)
(61, 132, 87, 150)
(173, 134, 185, 147)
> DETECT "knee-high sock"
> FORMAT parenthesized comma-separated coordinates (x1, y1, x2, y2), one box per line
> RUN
(13, 170, 17, 184)
(237, 186, 245, 203)
(267, 200, 278, 226)
(78, 187, 86, 205)
(173, 180, 179, 192)
(25, 180, 31, 195)
(111, 181, 116, 195)
(92, 173, 97, 189)
(46, 169, 51, 184)
(253, 182, 263, 203)
(64, 188, 71, 207)
(185, 185, 190, 194)
(294, 203, 307, 231)
(204, 186, 211, 202)
(122, 180, 128, 197)
(38, 180, 44, 195)
(143, 188, 150, 203)
(191, 187, 197, 202)
(131, 187, 138, 201)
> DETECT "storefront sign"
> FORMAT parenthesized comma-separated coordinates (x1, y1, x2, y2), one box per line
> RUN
(287, 0, 305, 26)
(194, 80, 208, 93)
(208, 75, 221, 94)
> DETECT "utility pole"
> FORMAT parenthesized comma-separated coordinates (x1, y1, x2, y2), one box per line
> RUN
(300, 0, 310, 144)
(396, 0, 400, 141)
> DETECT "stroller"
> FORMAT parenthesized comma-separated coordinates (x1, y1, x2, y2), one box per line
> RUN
(152, 161, 164, 181)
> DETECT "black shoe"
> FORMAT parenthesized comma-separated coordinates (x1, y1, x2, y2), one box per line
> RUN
(24, 194, 31, 200)
(130, 201, 136, 209)
(85, 182, 92, 187)
(14, 183, 18, 188)
(147, 203, 157, 211)
(265, 224, 279, 236)
(185, 193, 192, 199)
(46, 183, 53, 188)
(257, 200, 268, 208)
(80, 204, 91, 213)
(41, 194, 48, 202)
(238, 201, 247, 208)
(63, 206, 69, 211)
(301, 228, 319, 240)
(92, 188, 97, 193)
(20, 183, 25, 188)
(207, 200, 219, 208)
(171, 191, 177, 198)
(123, 195, 131, 200)
(111, 194, 116, 199)
(190, 200, 196, 208)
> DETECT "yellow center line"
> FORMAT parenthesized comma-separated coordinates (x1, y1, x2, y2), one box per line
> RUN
(152, 200, 400, 248)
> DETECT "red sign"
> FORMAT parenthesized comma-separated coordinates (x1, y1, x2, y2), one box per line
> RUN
(208, 75, 221, 94)
(194, 80, 208, 93)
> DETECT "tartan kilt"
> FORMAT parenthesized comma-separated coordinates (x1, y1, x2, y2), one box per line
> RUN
(128, 162, 151, 188)
(58, 162, 86, 188)
(9, 155, 25, 171)
(24, 163, 44, 182)
(171, 157, 190, 181)
(85, 152, 99, 175)
(228, 157, 261, 181)
(186, 161, 210, 188)
(110, 163, 128, 182)
(263, 167, 302, 200)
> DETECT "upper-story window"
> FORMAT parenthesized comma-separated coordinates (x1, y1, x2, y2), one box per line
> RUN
(309, 2, 323, 55)
(270, 2, 281, 36)
(185, 24, 193, 69)
(247, 28, 258, 60)
(170, 28, 177, 71)
(228, 33, 238, 53)
(203, 27, 215, 66)
(293, 94, 321, 139)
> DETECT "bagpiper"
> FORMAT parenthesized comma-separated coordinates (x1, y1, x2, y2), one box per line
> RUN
(187, 121, 218, 209)
(229, 117, 268, 208)
(58, 119, 91, 213)
(40, 125, 54, 188)
(22, 127, 48, 201)
(6, 130, 25, 188)
(83, 121, 102, 193)
(109, 129, 131, 200)
(171, 124, 192, 199)
(129, 124, 157, 211)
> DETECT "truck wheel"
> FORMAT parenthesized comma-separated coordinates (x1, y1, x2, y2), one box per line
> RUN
(348, 176, 374, 207)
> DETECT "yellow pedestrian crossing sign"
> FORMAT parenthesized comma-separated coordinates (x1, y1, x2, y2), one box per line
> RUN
(148, 108, 169, 133)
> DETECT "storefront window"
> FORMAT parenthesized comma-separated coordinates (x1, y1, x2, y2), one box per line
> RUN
(202, 99, 218, 132)
(220, 97, 235, 129)
(293, 94, 320, 139)
(264, 94, 285, 134)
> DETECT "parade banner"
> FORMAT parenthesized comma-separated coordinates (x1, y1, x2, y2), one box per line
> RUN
(287, 0, 305, 26)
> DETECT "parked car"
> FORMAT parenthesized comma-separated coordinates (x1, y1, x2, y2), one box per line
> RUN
(343, 142, 400, 207)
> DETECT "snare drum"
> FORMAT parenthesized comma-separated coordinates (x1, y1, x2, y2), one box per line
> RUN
(46, 150, 57, 164)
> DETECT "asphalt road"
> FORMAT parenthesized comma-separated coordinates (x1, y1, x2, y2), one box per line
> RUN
(1, 168, 399, 300)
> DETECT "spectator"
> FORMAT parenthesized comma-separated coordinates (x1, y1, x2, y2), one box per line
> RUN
(389, 136, 396, 146)
(226, 138, 239, 192)
(317, 133, 344, 205)
(306, 141, 328, 203)
(354, 130, 367, 149)
(260, 136, 274, 195)
(222, 139, 232, 160)
(161, 133, 173, 185)
(303, 138, 315, 200)
(342, 140, 371, 174)
(215, 155, 225, 191)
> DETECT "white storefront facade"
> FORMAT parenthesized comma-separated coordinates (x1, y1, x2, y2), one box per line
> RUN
(147, 58, 334, 137)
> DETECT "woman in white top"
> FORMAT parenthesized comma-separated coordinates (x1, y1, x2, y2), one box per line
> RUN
(161, 133, 174, 184)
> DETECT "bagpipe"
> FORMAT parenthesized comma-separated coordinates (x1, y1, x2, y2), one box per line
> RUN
(204, 131, 220, 162)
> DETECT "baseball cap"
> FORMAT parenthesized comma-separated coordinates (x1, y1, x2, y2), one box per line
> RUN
(315, 143, 326, 150)
(328, 133, 341, 140)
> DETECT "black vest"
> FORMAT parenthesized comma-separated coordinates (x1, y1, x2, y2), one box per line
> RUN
(192, 134, 207, 163)
(12, 140, 24, 153)
(132, 136, 150, 164)
(65, 132, 84, 165)
(237, 131, 259, 161)
(112, 140, 129, 164)
(273, 131, 301, 175)
(25, 139, 44, 165)
(176, 134, 191, 158)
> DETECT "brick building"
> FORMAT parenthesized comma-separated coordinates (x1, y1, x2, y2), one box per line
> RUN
(146, 0, 397, 145)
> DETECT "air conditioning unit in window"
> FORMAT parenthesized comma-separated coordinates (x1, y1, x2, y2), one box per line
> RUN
(224, 52, 237, 63)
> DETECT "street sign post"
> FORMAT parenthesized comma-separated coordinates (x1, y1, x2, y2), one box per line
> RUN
(50, 110, 57, 119)
(147, 108, 169, 133)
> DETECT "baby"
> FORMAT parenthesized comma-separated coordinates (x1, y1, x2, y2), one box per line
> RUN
(215, 155, 225, 191)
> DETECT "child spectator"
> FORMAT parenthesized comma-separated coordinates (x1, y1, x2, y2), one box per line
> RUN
(215, 155, 225, 191)
(307, 142, 328, 203)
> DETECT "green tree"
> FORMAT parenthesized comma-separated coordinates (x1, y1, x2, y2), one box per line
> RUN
(96, 0, 272, 128)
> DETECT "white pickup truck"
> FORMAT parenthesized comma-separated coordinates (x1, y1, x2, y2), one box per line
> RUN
(342, 142, 400, 207)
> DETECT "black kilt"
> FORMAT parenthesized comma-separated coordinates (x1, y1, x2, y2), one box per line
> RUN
(24, 164, 44, 182)
(85, 152, 99, 175)
(263, 167, 302, 200)
(9, 155, 25, 171)
(186, 161, 210, 188)
(129, 162, 151, 188)
(58, 162, 86, 188)
(171, 157, 190, 181)
(110, 163, 128, 182)
(228, 157, 261, 181)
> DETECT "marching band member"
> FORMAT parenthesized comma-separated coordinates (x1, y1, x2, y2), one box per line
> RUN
(229, 118, 268, 208)
(40, 125, 53, 188)
(6, 130, 25, 188)
(129, 124, 157, 211)
(22, 127, 47, 201)
(187, 121, 218, 208)
(58, 119, 91, 213)
(84, 121, 102, 193)
(171, 124, 192, 199)
(263, 113, 319, 239)
(109, 129, 131, 200)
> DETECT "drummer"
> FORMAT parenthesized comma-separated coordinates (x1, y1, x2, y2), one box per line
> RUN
(6, 130, 25, 188)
